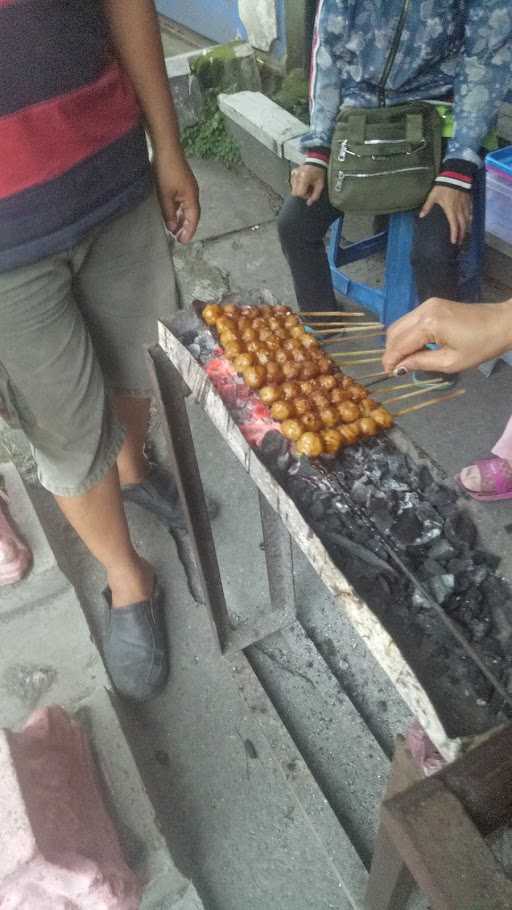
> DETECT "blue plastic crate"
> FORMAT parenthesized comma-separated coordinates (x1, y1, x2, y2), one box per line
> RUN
(486, 146, 512, 178)
(486, 146, 512, 245)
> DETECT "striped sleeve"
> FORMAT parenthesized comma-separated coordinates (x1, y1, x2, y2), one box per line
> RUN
(434, 158, 477, 193)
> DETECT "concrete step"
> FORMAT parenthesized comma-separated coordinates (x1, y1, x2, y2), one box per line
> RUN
(0, 462, 204, 907)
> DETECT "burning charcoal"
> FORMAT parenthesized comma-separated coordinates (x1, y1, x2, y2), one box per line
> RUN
(287, 477, 314, 510)
(351, 480, 370, 507)
(386, 453, 412, 483)
(411, 590, 430, 613)
(416, 502, 443, 529)
(429, 538, 458, 563)
(392, 510, 422, 547)
(181, 330, 198, 347)
(447, 557, 474, 576)
(400, 491, 421, 510)
(472, 565, 488, 586)
(260, 430, 288, 463)
(444, 512, 477, 549)
(369, 493, 394, 534)
(427, 574, 455, 605)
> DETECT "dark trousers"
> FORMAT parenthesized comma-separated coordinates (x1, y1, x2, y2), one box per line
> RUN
(277, 188, 462, 313)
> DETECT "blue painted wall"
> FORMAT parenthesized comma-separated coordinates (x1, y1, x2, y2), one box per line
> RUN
(157, 1, 247, 45)
(157, 0, 287, 62)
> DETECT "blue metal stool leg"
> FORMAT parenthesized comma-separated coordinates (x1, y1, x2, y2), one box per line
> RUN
(382, 212, 418, 326)
(459, 167, 486, 303)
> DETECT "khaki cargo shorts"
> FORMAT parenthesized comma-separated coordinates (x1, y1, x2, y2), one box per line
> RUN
(0, 190, 176, 496)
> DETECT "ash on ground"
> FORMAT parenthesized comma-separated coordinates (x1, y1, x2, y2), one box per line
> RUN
(259, 430, 512, 739)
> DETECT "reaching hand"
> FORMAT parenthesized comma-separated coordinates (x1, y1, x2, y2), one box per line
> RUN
(383, 297, 512, 376)
(290, 165, 326, 207)
(154, 152, 200, 244)
(420, 186, 472, 246)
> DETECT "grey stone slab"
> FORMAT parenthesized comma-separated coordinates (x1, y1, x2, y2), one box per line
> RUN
(0, 462, 68, 617)
(227, 120, 293, 197)
(219, 91, 306, 157)
(191, 158, 280, 242)
(203, 221, 297, 306)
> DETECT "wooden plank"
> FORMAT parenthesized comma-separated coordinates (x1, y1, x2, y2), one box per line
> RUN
(383, 778, 512, 910)
(438, 725, 512, 836)
(366, 738, 422, 910)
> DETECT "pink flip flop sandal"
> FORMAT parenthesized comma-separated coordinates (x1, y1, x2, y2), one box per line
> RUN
(456, 456, 512, 502)
(0, 489, 31, 586)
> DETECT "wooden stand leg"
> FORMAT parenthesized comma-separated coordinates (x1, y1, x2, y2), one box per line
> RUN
(365, 736, 423, 910)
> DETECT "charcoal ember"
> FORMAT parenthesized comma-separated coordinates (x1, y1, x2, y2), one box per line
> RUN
(471, 618, 492, 642)
(368, 493, 394, 533)
(276, 451, 292, 474)
(351, 480, 370, 506)
(287, 477, 314, 510)
(386, 453, 413, 483)
(481, 574, 511, 607)
(429, 538, 458, 563)
(427, 574, 455, 605)
(447, 557, 474, 576)
(418, 558, 444, 580)
(424, 482, 457, 513)
(332, 499, 351, 517)
(444, 512, 478, 549)
(473, 549, 501, 572)
(181, 330, 198, 347)
(416, 502, 443, 529)
(472, 565, 488, 586)
(260, 430, 288, 463)
(411, 590, 430, 613)
(310, 493, 333, 522)
(392, 509, 422, 547)
(416, 464, 434, 491)
(491, 603, 512, 648)
(400, 491, 421, 510)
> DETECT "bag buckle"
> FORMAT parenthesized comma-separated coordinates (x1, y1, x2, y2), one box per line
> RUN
(338, 139, 348, 162)
(335, 170, 345, 192)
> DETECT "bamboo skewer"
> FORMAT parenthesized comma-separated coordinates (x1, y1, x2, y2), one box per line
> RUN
(300, 310, 366, 318)
(320, 331, 385, 346)
(310, 326, 385, 335)
(385, 379, 444, 393)
(305, 320, 383, 328)
(330, 348, 383, 357)
(392, 389, 465, 418)
(356, 370, 390, 381)
(334, 356, 382, 366)
(382, 384, 453, 405)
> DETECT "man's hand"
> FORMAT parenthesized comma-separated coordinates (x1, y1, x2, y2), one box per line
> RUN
(382, 297, 512, 376)
(154, 152, 200, 244)
(420, 186, 472, 246)
(290, 165, 326, 206)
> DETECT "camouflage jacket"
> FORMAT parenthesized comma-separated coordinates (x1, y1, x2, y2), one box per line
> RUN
(303, 0, 512, 166)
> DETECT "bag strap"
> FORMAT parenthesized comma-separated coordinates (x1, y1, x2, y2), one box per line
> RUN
(347, 112, 367, 143)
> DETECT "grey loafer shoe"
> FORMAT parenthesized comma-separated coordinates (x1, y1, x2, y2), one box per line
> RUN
(103, 584, 169, 702)
(122, 463, 219, 531)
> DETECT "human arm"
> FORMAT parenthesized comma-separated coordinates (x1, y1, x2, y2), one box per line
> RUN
(103, 0, 199, 243)
(382, 298, 512, 375)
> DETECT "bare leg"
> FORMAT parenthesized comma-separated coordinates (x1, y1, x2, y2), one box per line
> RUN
(55, 465, 154, 607)
(114, 394, 151, 486)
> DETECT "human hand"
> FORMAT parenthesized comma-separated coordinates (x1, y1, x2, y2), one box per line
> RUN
(290, 165, 326, 207)
(154, 151, 200, 244)
(383, 297, 512, 376)
(420, 186, 472, 246)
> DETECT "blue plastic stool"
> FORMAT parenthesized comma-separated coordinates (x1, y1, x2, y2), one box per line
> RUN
(327, 167, 486, 326)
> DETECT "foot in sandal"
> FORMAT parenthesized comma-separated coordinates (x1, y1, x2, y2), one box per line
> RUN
(457, 456, 512, 502)
(0, 490, 32, 586)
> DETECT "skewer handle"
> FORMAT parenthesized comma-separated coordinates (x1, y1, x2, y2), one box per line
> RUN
(393, 389, 465, 417)
(382, 384, 452, 405)
(334, 356, 382, 366)
(300, 311, 365, 317)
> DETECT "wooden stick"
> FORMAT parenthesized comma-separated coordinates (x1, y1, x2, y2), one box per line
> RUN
(392, 389, 465, 418)
(330, 348, 383, 356)
(307, 322, 384, 329)
(334, 356, 382, 366)
(385, 379, 444, 393)
(356, 370, 390, 381)
(382, 384, 453, 405)
(300, 310, 366, 317)
(310, 326, 384, 335)
(321, 331, 385, 346)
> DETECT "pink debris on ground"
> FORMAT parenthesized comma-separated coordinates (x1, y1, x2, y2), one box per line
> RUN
(406, 720, 446, 777)
(0, 706, 142, 909)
